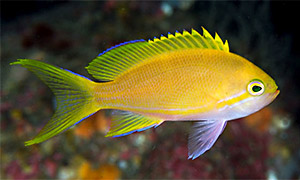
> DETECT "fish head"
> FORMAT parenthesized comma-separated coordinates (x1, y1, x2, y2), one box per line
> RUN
(219, 60, 280, 120)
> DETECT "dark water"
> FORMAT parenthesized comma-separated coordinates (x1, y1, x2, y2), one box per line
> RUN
(1, 1, 299, 179)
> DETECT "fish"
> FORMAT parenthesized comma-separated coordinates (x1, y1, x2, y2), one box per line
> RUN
(11, 27, 280, 159)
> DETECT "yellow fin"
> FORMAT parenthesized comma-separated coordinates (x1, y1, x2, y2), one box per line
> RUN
(86, 28, 229, 81)
(148, 28, 229, 52)
(105, 111, 163, 137)
(87, 40, 152, 81)
(11, 59, 100, 146)
(148, 27, 229, 52)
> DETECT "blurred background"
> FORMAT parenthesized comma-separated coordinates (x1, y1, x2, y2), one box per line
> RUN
(1, 1, 299, 179)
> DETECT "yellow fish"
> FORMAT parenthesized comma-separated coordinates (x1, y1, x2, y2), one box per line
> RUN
(11, 27, 279, 159)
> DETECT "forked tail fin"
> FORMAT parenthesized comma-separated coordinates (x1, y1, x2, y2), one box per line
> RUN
(11, 59, 100, 146)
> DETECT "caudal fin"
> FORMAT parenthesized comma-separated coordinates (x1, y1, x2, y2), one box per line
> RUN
(11, 59, 100, 146)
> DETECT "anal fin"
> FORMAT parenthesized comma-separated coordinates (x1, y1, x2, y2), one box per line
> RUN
(105, 111, 163, 137)
(188, 120, 227, 159)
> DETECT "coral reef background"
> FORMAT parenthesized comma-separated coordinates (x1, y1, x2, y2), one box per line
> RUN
(1, 1, 299, 179)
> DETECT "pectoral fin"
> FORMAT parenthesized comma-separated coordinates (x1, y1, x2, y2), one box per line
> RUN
(188, 120, 227, 159)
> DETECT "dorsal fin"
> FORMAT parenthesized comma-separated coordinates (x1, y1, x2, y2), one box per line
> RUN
(148, 27, 229, 52)
(86, 27, 229, 81)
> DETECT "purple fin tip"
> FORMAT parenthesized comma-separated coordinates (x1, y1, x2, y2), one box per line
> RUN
(98, 39, 145, 56)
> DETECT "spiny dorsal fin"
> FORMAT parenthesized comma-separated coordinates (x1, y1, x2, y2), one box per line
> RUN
(147, 27, 229, 52)
(87, 28, 229, 81)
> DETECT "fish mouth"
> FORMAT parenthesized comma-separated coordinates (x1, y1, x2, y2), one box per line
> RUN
(255, 89, 280, 114)
(270, 89, 280, 100)
(274, 89, 280, 97)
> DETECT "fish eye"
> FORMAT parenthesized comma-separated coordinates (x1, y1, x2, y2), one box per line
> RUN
(247, 79, 265, 96)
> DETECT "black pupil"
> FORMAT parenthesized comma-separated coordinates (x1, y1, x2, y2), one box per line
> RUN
(252, 85, 262, 92)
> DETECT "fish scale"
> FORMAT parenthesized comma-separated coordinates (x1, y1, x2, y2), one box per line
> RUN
(102, 49, 240, 112)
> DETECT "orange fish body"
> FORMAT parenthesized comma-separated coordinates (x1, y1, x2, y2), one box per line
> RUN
(11, 28, 279, 159)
